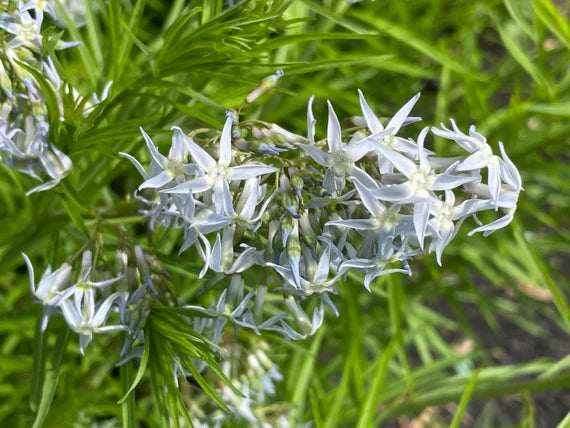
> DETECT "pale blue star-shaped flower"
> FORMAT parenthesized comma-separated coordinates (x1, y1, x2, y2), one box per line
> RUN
(163, 112, 278, 213)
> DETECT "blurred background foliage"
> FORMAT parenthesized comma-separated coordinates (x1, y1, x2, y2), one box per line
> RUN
(1, 0, 569, 426)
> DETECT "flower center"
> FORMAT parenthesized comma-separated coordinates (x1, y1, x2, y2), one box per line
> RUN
(376, 209, 397, 229)
(408, 167, 434, 197)
(20, 23, 37, 41)
(165, 159, 186, 177)
(330, 150, 352, 175)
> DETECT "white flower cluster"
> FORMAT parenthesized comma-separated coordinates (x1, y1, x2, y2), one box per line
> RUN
(0, 2, 91, 194)
(20, 81, 522, 420)
(121, 85, 522, 342)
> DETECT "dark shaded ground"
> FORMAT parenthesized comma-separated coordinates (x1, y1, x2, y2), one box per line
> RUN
(461, 289, 570, 428)
(387, 280, 570, 428)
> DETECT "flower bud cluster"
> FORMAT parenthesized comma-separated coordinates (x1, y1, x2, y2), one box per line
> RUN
(122, 84, 522, 342)
(0, 2, 85, 194)
(190, 341, 303, 428)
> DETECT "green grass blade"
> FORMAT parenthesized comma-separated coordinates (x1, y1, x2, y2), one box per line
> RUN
(532, 0, 570, 50)
(492, 14, 554, 98)
(30, 312, 48, 413)
(524, 101, 570, 116)
(120, 361, 136, 428)
(32, 327, 70, 428)
(54, 0, 99, 89)
(323, 362, 350, 428)
(557, 410, 570, 428)
(117, 336, 149, 404)
(513, 225, 570, 329)
(356, 337, 397, 428)
(450, 369, 480, 428)
(292, 326, 326, 407)
(349, 11, 478, 77)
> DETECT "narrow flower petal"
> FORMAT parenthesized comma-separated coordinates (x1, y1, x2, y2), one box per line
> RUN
(92, 292, 124, 327)
(386, 93, 420, 134)
(162, 176, 211, 194)
(413, 199, 430, 249)
(358, 89, 383, 134)
(498, 141, 522, 189)
(416, 127, 430, 170)
(468, 209, 515, 237)
(326, 101, 342, 153)
(298, 143, 330, 167)
(374, 142, 416, 178)
(432, 173, 478, 191)
(139, 170, 172, 190)
(350, 166, 380, 190)
(59, 299, 81, 327)
(139, 127, 167, 167)
(488, 163, 501, 206)
(373, 182, 413, 202)
(326, 218, 379, 230)
(353, 178, 385, 217)
(307, 95, 316, 145)
(229, 165, 278, 180)
(170, 127, 187, 161)
(239, 181, 259, 219)
(185, 134, 216, 171)
(219, 111, 235, 165)
(119, 152, 148, 179)
(456, 151, 487, 171)
(314, 246, 331, 283)
(22, 253, 35, 295)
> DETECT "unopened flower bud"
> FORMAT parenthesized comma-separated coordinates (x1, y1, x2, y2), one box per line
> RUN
(284, 296, 312, 336)
(245, 70, 284, 104)
(253, 285, 267, 325)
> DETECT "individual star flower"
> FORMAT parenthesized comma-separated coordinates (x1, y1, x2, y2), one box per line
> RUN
(0, 9, 43, 50)
(431, 120, 521, 206)
(120, 126, 199, 190)
(22, 253, 72, 331)
(59, 291, 127, 354)
(339, 239, 415, 291)
(326, 177, 412, 240)
(372, 127, 478, 248)
(56, 250, 124, 308)
(163, 111, 278, 213)
(358, 90, 423, 172)
(26, 143, 73, 195)
(298, 101, 392, 193)
(427, 190, 467, 265)
(267, 244, 343, 297)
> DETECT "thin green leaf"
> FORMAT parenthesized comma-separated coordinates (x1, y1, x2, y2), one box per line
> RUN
(349, 11, 479, 77)
(356, 337, 397, 428)
(32, 327, 70, 428)
(292, 326, 326, 406)
(524, 101, 570, 116)
(450, 369, 480, 428)
(30, 312, 48, 413)
(532, 0, 570, 50)
(53, 0, 99, 88)
(117, 336, 149, 404)
(557, 410, 570, 428)
(120, 361, 136, 428)
(493, 14, 554, 97)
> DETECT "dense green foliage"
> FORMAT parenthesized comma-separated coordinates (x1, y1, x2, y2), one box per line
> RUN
(1, 0, 569, 426)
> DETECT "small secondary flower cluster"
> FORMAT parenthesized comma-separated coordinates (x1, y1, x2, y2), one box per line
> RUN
(0, 2, 93, 194)
(22, 243, 169, 356)
(121, 84, 522, 342)
(190, 342, 303, 428)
